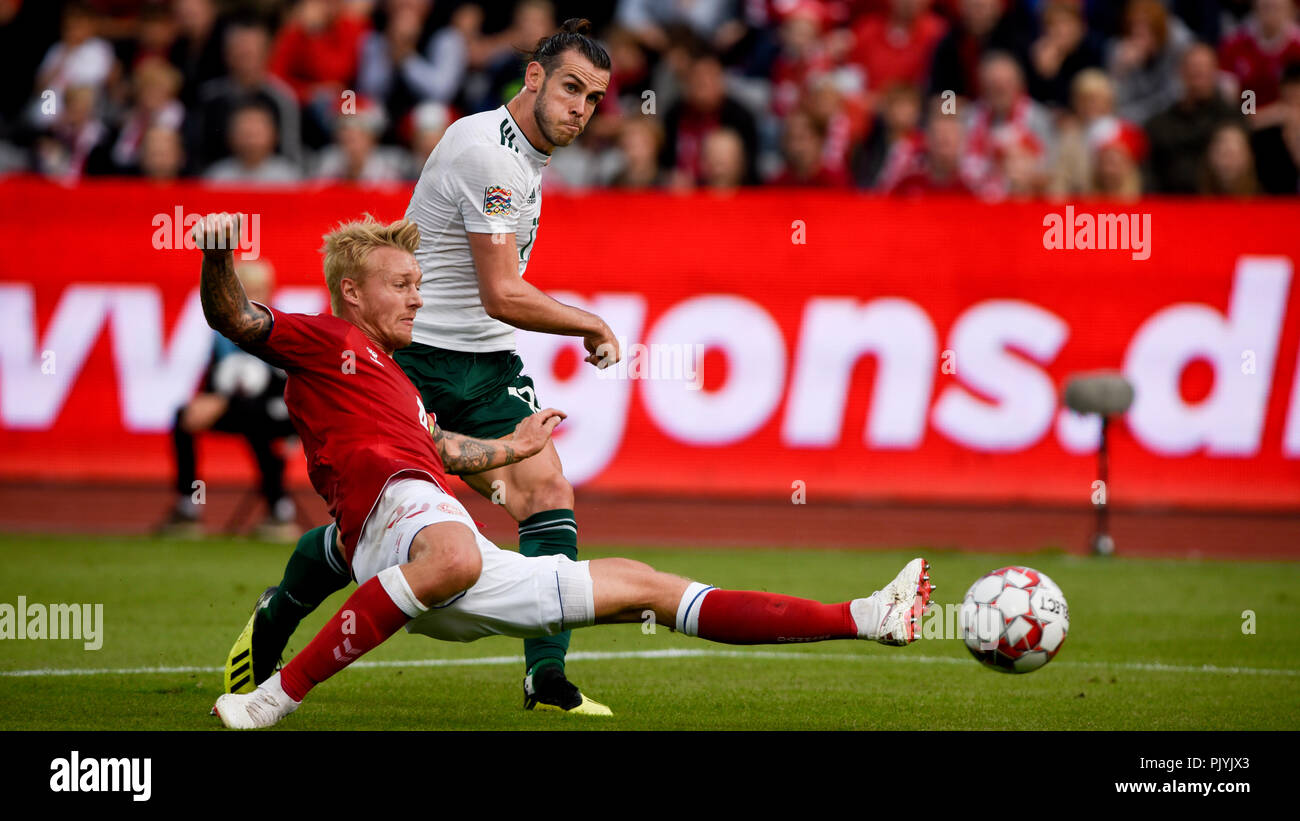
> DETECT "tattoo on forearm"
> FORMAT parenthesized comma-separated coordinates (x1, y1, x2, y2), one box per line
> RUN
(434, 427, 520, 474)
(457, 438, 494, 472)
(200, 252, 271, 345)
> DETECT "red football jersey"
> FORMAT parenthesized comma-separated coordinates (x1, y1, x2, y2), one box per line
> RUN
(241, 305, 452, 564)
(1220, 24, 1300, 107)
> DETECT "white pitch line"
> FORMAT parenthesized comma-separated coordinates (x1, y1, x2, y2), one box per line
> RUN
(1, 648, 1297, 679)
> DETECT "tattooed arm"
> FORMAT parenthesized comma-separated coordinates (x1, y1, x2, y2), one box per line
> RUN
(431, 425, 519, 474)
(430, 408, 566, 474)
(195, 213, 271, 346)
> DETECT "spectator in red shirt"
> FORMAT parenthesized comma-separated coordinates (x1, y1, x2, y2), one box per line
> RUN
(883, 104, 976, 194)
(985, 125, 1048, 198)
(851, 0, 949, 91)
(961, 51, 1054, 198)
(660, 50, 761, 186)
(770, 2, 836, 118)
(1219, 0, 1300, 107)
(270, 0, 369, 102)
(269, 0, 370, 147)
(800, 70, 873, 172)
(855, 81, 925, 186)
(770, 108, 852, 186)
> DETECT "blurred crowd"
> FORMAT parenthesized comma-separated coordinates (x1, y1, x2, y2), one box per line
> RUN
(1, 0, 1298, 198)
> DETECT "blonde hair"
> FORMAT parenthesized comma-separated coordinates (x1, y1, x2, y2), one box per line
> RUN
(320, 215, 420, 314)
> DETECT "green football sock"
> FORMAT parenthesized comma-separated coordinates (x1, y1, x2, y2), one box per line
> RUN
(518, 509, 578, 675)
(260, 524, 351, 645)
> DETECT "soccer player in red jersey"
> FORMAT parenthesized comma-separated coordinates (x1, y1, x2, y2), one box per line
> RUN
(195, 212, 933, 729)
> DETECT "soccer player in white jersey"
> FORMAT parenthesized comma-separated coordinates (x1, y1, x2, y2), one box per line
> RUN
(221, 20, 625, 715)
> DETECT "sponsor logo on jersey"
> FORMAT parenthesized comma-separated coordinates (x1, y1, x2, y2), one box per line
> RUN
(483, 185, 512, 216)
(525, 188, 537, 205)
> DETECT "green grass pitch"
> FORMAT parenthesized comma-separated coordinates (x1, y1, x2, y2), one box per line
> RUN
(1, 534, 1297, 730)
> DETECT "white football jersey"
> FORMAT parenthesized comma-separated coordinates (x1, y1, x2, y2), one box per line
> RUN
(405, 105, 549, 352)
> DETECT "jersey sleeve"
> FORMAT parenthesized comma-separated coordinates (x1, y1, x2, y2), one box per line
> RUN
(238, 302, 340, 371)
(442, 142, 525, 235)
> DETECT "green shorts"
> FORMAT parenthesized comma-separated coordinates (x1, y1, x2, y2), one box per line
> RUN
(394, 342, 542, 440)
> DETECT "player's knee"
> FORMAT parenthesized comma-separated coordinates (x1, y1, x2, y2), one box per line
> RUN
(438, 540, 482, 592)
(408, 531, 482, 601)
(521, 473, 573, 516)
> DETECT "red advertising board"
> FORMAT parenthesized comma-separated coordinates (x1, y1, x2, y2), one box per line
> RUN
(1, 179, 1297, 509)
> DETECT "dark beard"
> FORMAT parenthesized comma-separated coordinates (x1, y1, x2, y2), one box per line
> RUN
(532, 79, 573, 149)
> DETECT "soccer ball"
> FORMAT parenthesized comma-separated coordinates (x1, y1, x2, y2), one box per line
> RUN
(958, 566, 1069, 674)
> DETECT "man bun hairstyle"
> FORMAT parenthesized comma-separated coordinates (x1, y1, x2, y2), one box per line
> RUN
(531, 18, 611, 73)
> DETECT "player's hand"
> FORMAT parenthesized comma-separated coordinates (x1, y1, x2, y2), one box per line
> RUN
(583, 323, 620, 369)
(193, 212, 242, 258)
(511, 408, 566, 457)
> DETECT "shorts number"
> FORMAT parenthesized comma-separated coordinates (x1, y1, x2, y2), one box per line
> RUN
(508, 385, 540, 413)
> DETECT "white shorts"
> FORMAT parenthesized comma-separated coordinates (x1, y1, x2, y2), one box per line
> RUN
(351, 477, 595, 643)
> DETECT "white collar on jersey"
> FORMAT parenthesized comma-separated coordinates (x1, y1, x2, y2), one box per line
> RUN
(499, 105, 552, 168)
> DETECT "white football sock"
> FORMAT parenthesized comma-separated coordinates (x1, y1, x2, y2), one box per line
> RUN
(674, 582, 715, 636)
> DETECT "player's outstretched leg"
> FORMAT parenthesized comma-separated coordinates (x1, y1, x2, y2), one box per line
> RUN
(462, 441, 610, 716)
(518, 505, 610, 716)
(222, 524, 352, 694)
(212, 522, 480, 729)
(591, 557, 934, 647)
(213, 548, 932, 728)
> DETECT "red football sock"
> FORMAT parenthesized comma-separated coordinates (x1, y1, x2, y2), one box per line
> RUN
(696, 590, 856, 645)
(278, 575, 411, 701)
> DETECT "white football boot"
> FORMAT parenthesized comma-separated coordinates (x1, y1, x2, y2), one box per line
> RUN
(850, 558, 934, 645)
(212, 672, 300, 729)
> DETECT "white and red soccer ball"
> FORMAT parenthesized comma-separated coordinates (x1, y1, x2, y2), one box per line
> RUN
(958, 566, 1069, 674)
